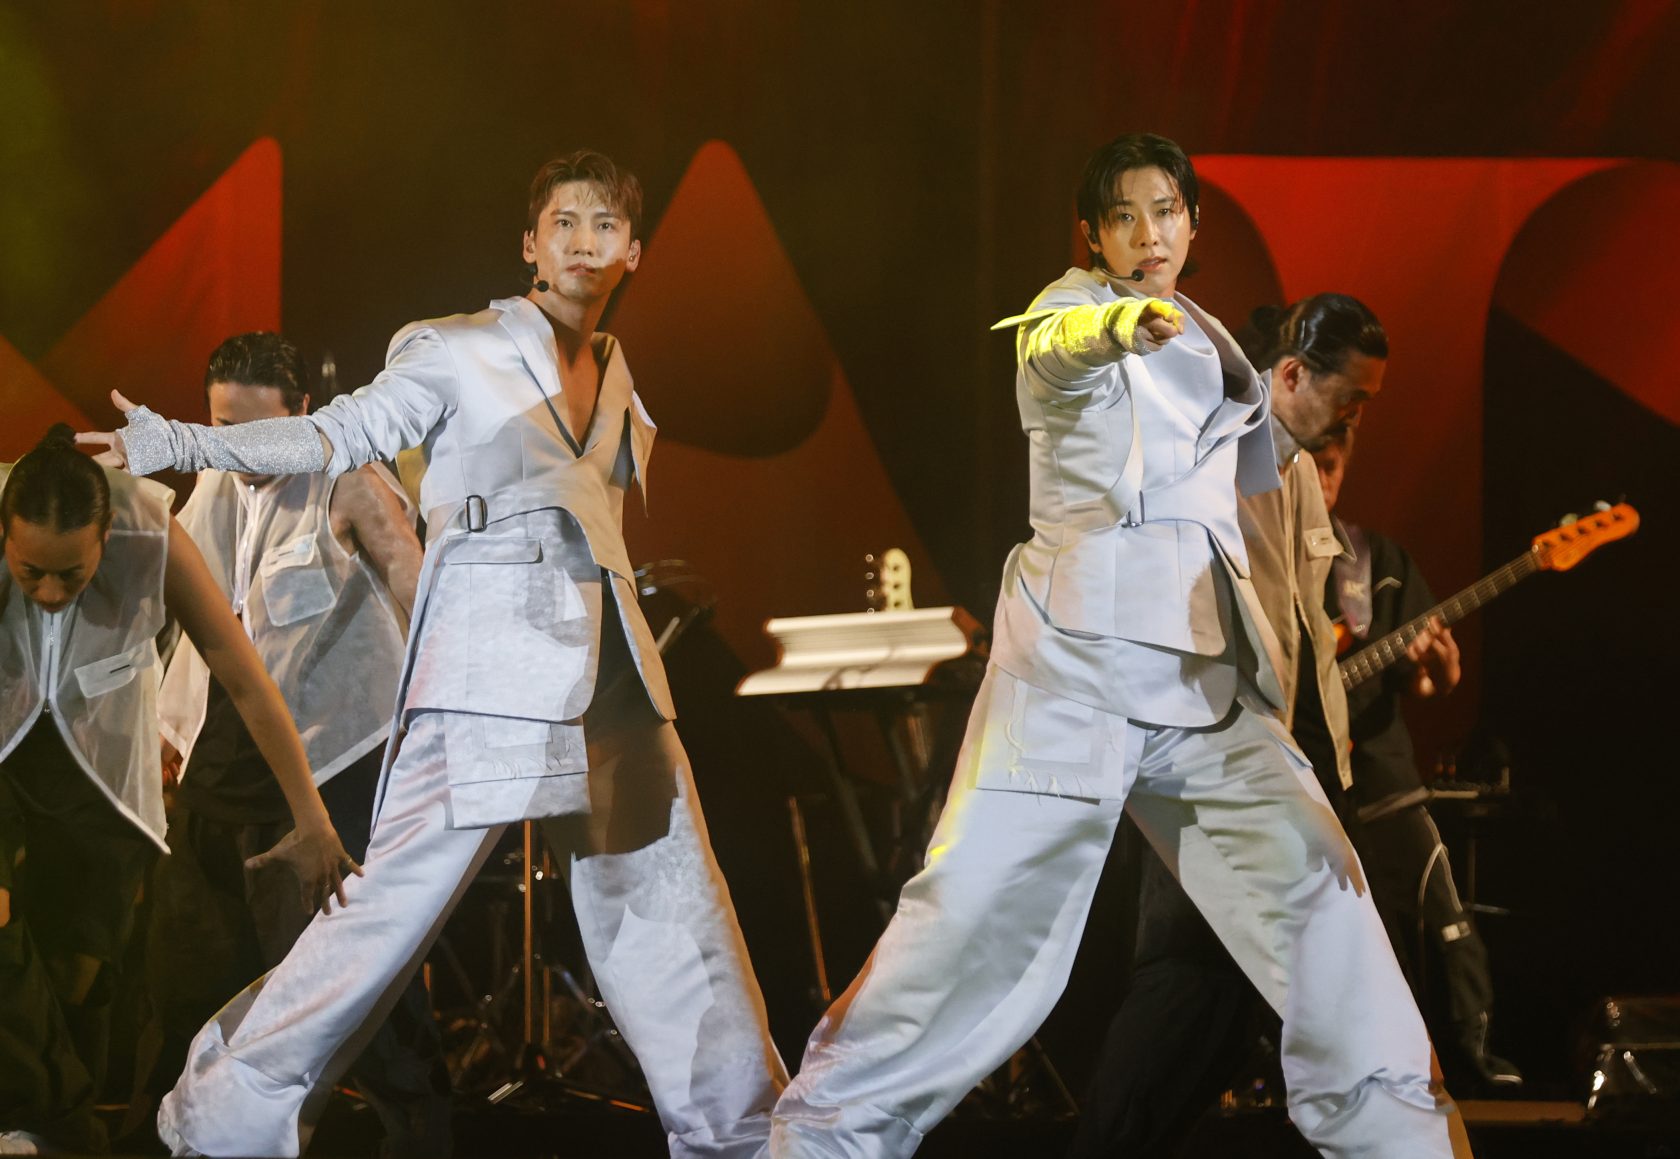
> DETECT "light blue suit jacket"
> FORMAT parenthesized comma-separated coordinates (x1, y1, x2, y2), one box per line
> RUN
(990, 267, 1287, 728)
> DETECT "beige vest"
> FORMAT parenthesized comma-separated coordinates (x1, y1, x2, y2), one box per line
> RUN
(160, 466, 412, 783)
(1238, 441, 1353, 789)
(0, 464, 174, 848)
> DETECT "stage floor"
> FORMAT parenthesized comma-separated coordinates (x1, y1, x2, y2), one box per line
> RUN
(242, 1094, 1669, 1159)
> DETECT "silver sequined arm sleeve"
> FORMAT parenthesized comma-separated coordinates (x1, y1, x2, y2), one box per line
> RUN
(120, 324, 457, 479)
(307, 324, 458, 476)
(120, 409, 326, 477)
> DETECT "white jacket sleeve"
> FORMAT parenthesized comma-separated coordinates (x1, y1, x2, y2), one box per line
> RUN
(308, 325, 459, 476)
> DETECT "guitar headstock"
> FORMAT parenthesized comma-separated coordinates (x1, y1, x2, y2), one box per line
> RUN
(1532, 502, 1640, 572)
(864, 548, 914, 612)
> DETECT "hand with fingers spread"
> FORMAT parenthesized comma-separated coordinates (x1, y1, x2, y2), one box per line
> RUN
(244, 821, 363, 914)
(75, 389, 143, 469)
(1405, 616, 1461, 698)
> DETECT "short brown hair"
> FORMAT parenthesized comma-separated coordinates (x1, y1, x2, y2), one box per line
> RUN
(204, 331, 310, 414)
(525, 150, 643, 240)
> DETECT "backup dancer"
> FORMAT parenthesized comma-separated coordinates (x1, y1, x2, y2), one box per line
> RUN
(0, 428, 353, 1155)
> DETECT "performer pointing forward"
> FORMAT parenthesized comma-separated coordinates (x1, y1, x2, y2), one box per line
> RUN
(768, 134, 1458, 1158)
(84, 150, 786, 1159)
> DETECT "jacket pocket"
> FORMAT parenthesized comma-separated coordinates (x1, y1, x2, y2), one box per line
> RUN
(418, 535, 593, 721)
(74, 640, 155, 699)
(257, 534, 336, 626)
(1304, 525, 1341, 559)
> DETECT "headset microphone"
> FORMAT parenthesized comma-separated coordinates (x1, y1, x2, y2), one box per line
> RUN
(1127, 269, 1145, 282)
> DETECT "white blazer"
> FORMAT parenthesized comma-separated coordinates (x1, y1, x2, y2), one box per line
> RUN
(990, 267, 1287, 729)
(304, 297, 672, 825)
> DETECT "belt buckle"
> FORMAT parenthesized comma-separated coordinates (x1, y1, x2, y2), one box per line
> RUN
(464, 494, 487, 533)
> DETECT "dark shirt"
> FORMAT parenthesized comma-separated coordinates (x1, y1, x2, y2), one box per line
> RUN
(1327, 526, 1437, 809)
(176, 675, 291, 824)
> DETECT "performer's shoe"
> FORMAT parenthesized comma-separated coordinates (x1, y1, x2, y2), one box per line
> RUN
(0, 1131, 47, 1155)
(1458, 1013, 1524, 1095)
(1468, 1049, 1525, 1092)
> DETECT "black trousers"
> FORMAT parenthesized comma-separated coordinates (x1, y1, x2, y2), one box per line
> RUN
(0, 718, 158, 1153)
(1067, 840, 1261, 1159)
(1359, 803, 1496, 1058)
(131, 746, 454, 1158)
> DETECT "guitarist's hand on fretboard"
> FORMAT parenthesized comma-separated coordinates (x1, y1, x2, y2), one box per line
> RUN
(1403, 616, 1460, 699)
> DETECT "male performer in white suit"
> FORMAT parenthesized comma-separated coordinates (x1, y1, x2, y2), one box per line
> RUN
(85, 150, 787, 1159)
(769, 134, 1455, 1157)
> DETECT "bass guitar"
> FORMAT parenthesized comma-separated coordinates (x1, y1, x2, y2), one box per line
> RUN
(1339, 502, 1639, 691)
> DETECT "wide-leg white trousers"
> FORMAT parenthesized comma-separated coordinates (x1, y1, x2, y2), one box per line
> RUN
(770, 665, 1452, 1158)
(157, 628, 786, 1158)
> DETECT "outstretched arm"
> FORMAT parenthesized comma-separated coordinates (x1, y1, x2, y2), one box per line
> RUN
(1017, 297, 1185, 404)
(78, 325, 457, 479)
(79, 389, 330, 476)
(163, 518, 361, 911)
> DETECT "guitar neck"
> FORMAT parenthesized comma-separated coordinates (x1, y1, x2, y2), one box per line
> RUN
(1338, 548, 1540, 691)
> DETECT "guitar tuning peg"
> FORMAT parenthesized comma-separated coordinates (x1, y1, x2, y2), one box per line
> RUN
(1558, 512, 1579, 527)
(1592, 500, 1611, 513)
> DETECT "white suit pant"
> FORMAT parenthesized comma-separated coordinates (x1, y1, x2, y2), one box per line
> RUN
(770, 666, 1452, 1158)
(157, 668, 786, 1157)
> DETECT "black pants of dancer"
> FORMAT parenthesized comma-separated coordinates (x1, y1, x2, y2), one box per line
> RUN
(0, 718, 157, 1153)
(131, 747, 454, 1158)
(1359, 803, 1497, 1066)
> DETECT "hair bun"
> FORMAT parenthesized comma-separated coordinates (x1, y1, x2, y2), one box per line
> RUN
(39, 423, 79, 451)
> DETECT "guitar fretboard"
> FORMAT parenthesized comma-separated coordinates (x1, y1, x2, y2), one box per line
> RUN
(1339, 548, 1541, 691)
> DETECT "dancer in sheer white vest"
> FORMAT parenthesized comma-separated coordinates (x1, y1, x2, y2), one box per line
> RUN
(1, 429, 352, 1154)
(85, 151, 786, 1159)
(768, 134, 1457, 1158)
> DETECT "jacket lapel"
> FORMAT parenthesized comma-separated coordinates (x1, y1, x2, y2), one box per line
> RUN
(591, 337, 656, 508)
(494, 298, 584, 456)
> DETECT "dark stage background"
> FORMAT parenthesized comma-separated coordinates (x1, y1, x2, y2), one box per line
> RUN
(4, 0, 1678, 1101)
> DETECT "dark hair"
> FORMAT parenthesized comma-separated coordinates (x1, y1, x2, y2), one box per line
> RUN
(1, 424, 112, 534)
(1076, 132, 1200, 268)
(525, 150, 643, 240)
(1239, 293, 1388, 375)
(203, 332, 310, 413)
